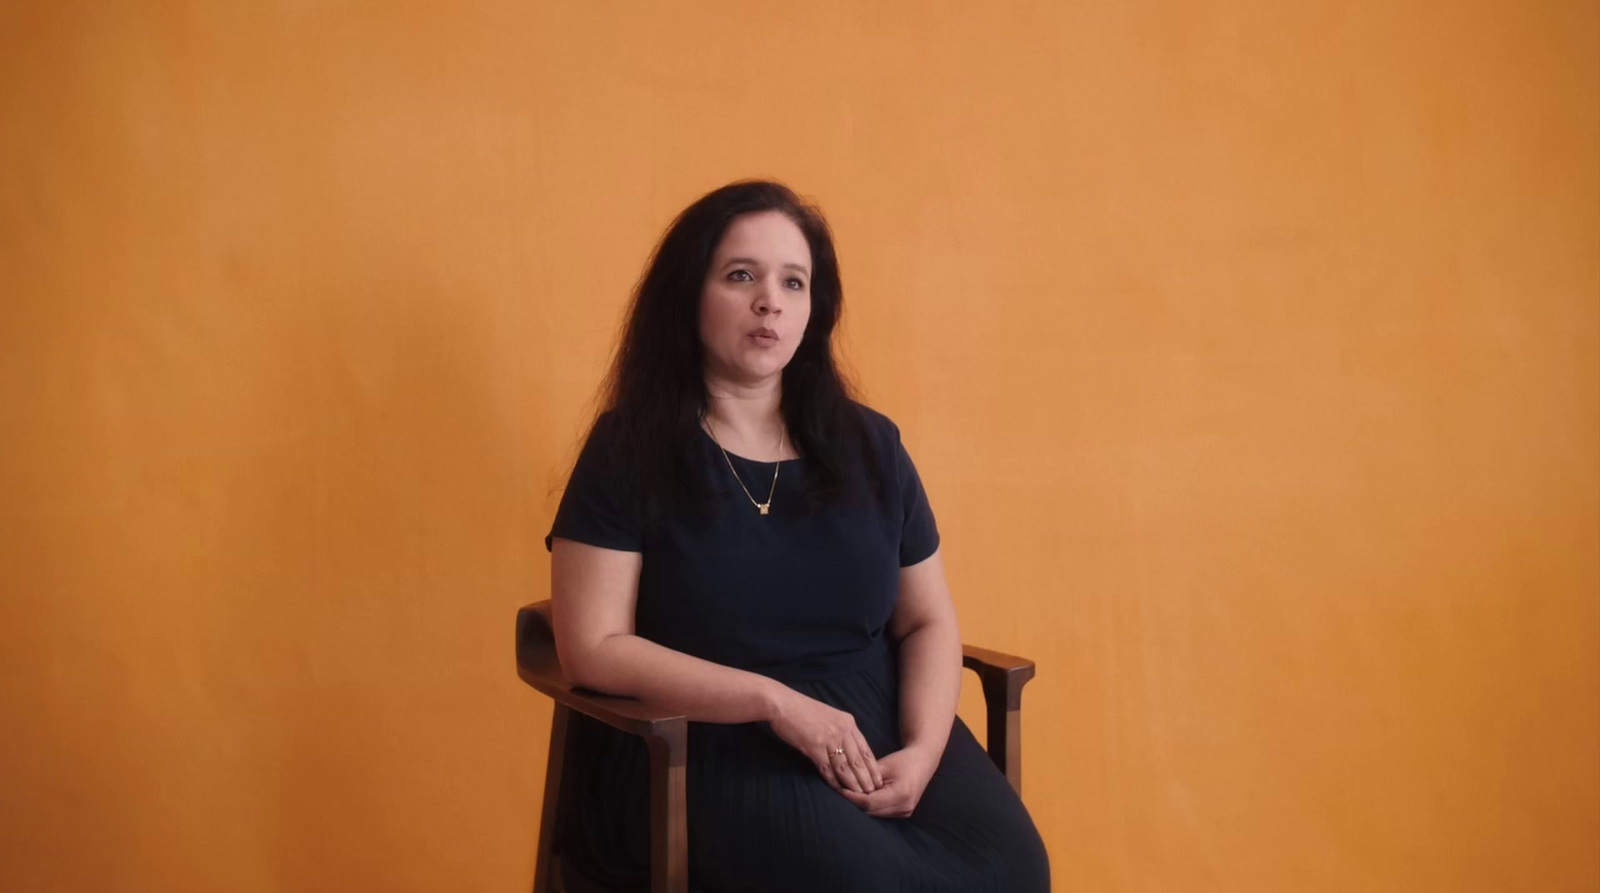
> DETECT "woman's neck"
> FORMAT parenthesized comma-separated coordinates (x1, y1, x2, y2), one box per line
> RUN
(702, 376, 794, 459)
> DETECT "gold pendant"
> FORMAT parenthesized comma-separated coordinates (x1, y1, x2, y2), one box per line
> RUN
(758, 503, 770, 515)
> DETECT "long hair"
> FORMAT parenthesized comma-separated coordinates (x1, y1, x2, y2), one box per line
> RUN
(582, 179, 882, 532)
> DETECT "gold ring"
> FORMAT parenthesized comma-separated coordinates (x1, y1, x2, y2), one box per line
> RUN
(832, 747, 846, 756)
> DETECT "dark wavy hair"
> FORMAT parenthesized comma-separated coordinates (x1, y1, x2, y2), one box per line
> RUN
(578, 179, 883, 531)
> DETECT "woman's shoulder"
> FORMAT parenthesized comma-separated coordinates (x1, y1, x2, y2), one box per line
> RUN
(848, 400, 906, 445)
(566, 408, 631, 479)
(846, 401, 919, 474)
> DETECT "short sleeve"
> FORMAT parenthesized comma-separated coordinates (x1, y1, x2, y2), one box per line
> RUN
(544, 414, 643, 553)
(894, 430, 941, 567)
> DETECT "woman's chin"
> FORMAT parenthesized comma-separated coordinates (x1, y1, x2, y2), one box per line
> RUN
(729, 362, 788, 385)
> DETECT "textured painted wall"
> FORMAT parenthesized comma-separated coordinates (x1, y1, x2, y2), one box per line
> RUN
(2, 1, 1595, 890)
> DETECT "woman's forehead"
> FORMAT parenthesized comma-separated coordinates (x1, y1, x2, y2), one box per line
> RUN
(715, 212, 811, 267)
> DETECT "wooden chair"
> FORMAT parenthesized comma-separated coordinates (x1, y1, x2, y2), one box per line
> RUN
(515, 600, 1037, 893)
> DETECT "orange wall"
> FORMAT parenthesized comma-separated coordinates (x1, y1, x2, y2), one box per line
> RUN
(2, 2, 1596, 890)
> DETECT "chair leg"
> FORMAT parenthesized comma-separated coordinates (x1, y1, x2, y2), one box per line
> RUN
(980, 675, 1024, 796)
(534, 703, 571, 893)
(644, 722, 689, 893)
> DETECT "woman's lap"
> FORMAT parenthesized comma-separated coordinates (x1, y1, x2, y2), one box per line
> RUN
(899, 719, 1051, 891)
(685, 717, 1049, 893)
(559, 702, 1049, 892)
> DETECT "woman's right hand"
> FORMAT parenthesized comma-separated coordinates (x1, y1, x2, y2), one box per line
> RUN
(766, 686, 884, 794)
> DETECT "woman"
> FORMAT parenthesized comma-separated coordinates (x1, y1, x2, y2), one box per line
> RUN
(545, 180, 1049, 892)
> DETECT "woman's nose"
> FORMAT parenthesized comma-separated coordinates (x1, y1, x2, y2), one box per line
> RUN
(753, 278, 781, 314)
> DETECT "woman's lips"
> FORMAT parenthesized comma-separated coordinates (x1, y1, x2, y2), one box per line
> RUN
(749, 330, 779, 346)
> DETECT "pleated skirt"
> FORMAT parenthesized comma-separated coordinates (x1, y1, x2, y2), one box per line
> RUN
(556, 647, 1050, 893)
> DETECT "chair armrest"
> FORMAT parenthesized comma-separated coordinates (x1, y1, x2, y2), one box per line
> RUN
(516, 601, 688, 892)
(961, 643, 1036, 796)
(517, 654, 689, 739)
(962, 644, 1036, 710)
(516, 602, 687, 739)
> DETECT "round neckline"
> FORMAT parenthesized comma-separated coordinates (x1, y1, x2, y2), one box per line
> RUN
(697, 425, 805, 465)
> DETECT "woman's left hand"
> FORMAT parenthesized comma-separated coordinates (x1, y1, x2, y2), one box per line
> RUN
(837, 746, 940, 818)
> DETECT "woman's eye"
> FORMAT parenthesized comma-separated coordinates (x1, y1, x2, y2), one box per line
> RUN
(728, 269, 753, 282)
(786, 278, 806, 290)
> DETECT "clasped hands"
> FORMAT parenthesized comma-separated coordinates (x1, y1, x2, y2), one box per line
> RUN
(767, 687, 936, 819)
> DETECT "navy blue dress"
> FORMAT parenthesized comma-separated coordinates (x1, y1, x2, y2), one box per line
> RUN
(544, 404, 1049, 893)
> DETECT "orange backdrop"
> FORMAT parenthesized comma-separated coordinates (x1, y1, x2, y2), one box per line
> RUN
(2, 2, 1596, 890)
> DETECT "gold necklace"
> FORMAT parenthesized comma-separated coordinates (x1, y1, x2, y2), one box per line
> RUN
(702, 415, 784, 516)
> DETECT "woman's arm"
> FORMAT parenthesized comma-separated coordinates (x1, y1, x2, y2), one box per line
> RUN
(550, 537, 782, 721)
(549, 537, 884, 793)
(889, 547, 963, 760)
(840, 547, 961, 817)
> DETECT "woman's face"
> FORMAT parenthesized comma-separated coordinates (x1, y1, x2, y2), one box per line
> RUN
(698, 210, 813, 387)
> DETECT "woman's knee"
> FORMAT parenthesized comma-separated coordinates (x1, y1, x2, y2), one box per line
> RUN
(996, 822, 1051, 892)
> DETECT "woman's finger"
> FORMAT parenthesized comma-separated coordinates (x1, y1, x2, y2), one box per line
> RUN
(815, 754, 841, 792)
(852, 731, 883, 790)
(818, 749, 845, 790)
(846, 738, 879, 792)
(832, 748, 867, 793)
(866, 791, 909, 818)
(838, 786, 870, 808)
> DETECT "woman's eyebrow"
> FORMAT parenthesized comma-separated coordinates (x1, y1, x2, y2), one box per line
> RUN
(721, 256, 811, 275)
